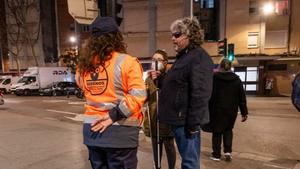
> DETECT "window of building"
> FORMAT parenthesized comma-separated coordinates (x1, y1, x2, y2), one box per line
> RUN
(235, 71, 246, 82)
(246, 84, 257, 91)
(234, 66, 258, 92)
(265, 30, 288, 48)
(194, 0, 218, 41)
(81, 25, 90, 32)
(248, 32, 259, 48)
(246, 67, 258, 81)
(274, 0, 289, 15)
(249, 0, 259, 15)
(200, 0, 214, 8)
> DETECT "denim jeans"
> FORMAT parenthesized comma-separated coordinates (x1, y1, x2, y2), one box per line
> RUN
(171, 126, 201, 169)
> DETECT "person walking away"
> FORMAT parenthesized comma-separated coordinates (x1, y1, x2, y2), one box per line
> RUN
(157, 17, 214, 169)
(75, 16, 146, 169)
(265, 77, 274, 96)
(143, 50, 176, 169)
(209, 59, 248, 162)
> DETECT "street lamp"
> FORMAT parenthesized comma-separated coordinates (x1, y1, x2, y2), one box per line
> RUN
(262, 2, 275, 15)
(69, 36, 77, 43)
(69, 36, 78, 55)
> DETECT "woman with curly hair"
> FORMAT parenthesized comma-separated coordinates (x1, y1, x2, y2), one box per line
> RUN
(156, 17, 214, 168)
(76, 17, 146, 169)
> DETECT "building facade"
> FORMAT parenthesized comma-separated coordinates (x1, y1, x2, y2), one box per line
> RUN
(0, 0, 59, 74)
(1, 0, 300, 95)
(122, 0, 300, 96)
(220, 0, 300, 95)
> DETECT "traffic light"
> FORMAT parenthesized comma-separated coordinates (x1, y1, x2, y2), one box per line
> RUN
(218, 38, 227, 57)
(227, 43, 235, 62)
(115, 0, 123, 26)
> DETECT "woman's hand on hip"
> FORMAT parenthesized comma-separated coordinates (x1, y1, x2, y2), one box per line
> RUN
(91, 115, 113, 133)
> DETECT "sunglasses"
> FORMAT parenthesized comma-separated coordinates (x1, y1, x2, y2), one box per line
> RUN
(172, 32, 182, 38)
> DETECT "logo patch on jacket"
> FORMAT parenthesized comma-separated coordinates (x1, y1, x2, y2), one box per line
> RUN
(85, 66, 108, 95)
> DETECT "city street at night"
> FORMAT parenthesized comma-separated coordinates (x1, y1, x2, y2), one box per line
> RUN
(0, 95, 299, 169)
(1, 0, 300, 169)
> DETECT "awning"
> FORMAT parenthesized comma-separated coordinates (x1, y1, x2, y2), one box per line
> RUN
(236, 56, 280, 61)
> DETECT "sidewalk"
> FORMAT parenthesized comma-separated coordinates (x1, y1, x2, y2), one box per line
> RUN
(139, 129, 300, 169)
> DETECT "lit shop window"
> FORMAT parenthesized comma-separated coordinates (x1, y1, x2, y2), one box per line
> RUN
(246, 67, 258, 82)
(234, 67, 258, 92)
(246, 84, 257, 91)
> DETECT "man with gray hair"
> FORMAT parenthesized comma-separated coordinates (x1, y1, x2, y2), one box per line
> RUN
(157, 17, 214, 168)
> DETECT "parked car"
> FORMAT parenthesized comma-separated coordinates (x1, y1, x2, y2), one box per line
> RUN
(0, 90, 4, 105)
(13, 67, 74, 96)
(39, 81, 77, 96)
(74, 87, 84, 99)
(0, 75, 20, 93)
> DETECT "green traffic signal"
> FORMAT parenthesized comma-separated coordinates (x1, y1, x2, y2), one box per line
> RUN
(228, 54, 234, 62)
(227, 43, 234, 62)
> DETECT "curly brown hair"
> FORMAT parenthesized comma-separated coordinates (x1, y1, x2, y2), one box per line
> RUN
(78, 32, 127, 73)
(170, 17, 204, 46)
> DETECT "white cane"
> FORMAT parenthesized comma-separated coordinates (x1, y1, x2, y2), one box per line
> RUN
(146, 103, 155, 168)
(155, 61, 161, 169)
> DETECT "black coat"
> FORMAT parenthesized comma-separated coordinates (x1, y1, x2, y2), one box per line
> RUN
(209, 72, 248, 133)
(158, 46, 214, 131)
(143, 75, 173, 137)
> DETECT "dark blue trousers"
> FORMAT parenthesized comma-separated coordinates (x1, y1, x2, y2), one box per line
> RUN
(87, 146, 138, 169)
(212, 130, 233, 158)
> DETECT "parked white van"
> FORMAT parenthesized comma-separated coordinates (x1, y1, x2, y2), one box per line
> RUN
(0, 75, 20, 93)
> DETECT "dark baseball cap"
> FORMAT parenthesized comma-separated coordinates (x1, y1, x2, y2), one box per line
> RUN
(90, 16, 119, 37)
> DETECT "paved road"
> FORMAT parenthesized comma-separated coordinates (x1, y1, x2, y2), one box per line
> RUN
(0, 95, 299, 169)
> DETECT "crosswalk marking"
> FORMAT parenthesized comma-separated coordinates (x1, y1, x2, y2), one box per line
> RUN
(46, 109, 84, 122)
(68, 101, 86, 105)
(263, 163, 289, 169)
(46, 109, 77, 115)
(43, 100, 85, 105)
(43, 100, 68, 103)
(64, 114, 84, 122)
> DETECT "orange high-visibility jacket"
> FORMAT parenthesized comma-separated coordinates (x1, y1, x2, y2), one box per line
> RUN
(76, 51, 146, 127)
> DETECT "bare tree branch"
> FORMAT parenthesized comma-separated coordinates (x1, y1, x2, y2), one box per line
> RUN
(3, 0, 41, 73)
